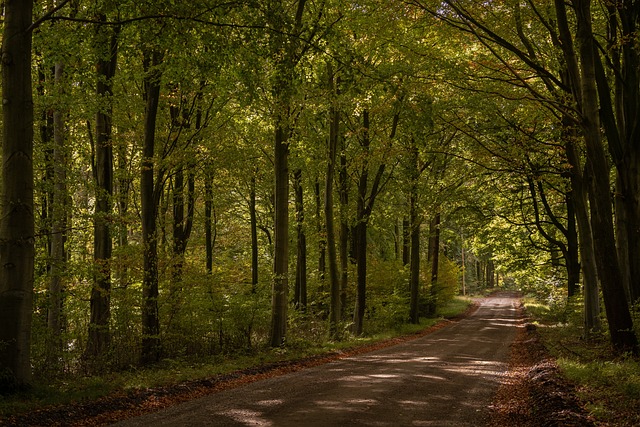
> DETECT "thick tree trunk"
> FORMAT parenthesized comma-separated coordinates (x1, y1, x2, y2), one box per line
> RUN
(573, 0, 637, 353)
(87, 19, 118, 359)
(141, 50, 163, 364)
(0, 0, 35, 389)
(270, 123, 290, 347)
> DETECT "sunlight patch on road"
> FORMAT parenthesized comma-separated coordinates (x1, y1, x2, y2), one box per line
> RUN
(255, 399, 284, 407)
(218, 409, 272, 426)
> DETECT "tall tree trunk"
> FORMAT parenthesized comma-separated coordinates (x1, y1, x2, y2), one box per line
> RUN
(428, 213, 441, 314)
(87, 18, 118, 359)
(0, 0, 35, 389)
(48, 62, 68, 357)
(409, 140, 421, 324)
(338, 124, 349, 315)
(141, 50, 163, 364)
(409, 197, 420, 324)
(573, 0, 637, 353)
(565, 189, 580, 298)
(566, 135, 601, 335)
(352, 109, 397, 334)
(268, 0, 307, 347)
(169, 164, 195, 327)
(353, 110, 371, 336)
(326, 70, 341, 334)
(271, 121, 290, 347)
(402, 217, 410, 266)
(116, 139, 131, 287)
(314, 179, 326, 281)
(294, 169, 307, 311)
(249, 173, 258, 289)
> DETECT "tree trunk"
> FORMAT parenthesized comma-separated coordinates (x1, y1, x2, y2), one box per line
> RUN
(338, 124, 349, 315)
(169, 164, 195, 327)
(572, 0, 637, 353)
(48, 62, 68, 359)
(565, 189, 580, 298)
(0, 0, 35, 389)
(428, 214, 441, 314)
(409, 140, 420, 324)
(314, 179, 326, 281)
(409, 197, 420, 324)
(326, 72, 341, 334)
(294, 169, 307, 311)
(249, 173, 258, 289)
(87, 19, 118, 359)
(403, 217, 410, 266)
(268, 0, 307, 347)
(141, 50, 163, 364)
(565, 134, 601, 335)
(270, 122, 290, 347)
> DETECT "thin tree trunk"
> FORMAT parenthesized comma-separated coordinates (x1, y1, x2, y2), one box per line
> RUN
(338, 124, 349, 315)
(0, 0, 35, 389)
(294, 169, 307, 311)
(249, 173, 258, 289)
(409, 140, 420, 324)
(326, 70, 340, 334)
(315, 179, 326, 281)
(48, 62, 67, 358)
(428, 214, 440, 314)
(141, 50, 163, 364)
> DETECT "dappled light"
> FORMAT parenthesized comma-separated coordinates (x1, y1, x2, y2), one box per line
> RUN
(112, 293, 520, 426)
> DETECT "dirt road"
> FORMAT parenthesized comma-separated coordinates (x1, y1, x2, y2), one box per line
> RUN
(113, 292, 521, 426)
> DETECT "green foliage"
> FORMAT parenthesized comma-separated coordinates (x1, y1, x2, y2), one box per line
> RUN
(432, 256, 461, 308)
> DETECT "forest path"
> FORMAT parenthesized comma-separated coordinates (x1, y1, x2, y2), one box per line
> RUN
(113, 292, 521, 426)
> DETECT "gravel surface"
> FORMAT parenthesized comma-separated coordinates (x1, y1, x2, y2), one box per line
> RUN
(112, 291, 521, 426)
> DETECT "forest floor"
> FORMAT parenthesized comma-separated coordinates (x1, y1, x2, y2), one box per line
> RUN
(4, 293, 599, 426)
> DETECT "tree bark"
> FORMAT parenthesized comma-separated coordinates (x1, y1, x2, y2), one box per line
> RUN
(0, 0, 35, 389)
(48, 61, 68, 359)
(249, 173, 258, 289)
(409, 140, 421, 324)
(87, 18, 118, 359)
(141, 50, 163, 364)
(269, 0, 307, 347)
(314, 179, 326, 281)
(572, 0, 637, 353)
(294, 169, 307, 311)
(326, 71, 341, 334)
(428, 213, 441, 314)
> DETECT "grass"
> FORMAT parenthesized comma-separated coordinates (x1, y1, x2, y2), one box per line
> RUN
(524, 297, 640, 426)
(0, 296, 473, 419)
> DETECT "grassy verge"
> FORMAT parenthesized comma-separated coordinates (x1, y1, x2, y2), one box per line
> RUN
(0, 296, 473, 418)
(523, 297, 640, 426)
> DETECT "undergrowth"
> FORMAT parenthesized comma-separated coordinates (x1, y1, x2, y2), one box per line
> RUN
(0, 296, 473, 418)
(524, 296, 640, 426)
